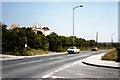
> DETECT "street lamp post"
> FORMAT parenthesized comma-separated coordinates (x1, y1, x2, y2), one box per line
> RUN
(73, 5, 83, 47)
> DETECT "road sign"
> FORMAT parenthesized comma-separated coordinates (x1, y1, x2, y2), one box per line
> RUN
(25, 44, 27, 48)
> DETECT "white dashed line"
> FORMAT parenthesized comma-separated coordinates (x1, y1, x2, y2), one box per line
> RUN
(42, 54, 90, 78)
(42, 60, 83, 78)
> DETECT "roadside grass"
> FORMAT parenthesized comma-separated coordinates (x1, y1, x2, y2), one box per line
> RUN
(5, 49, 49, 56)
(99, 46, 114, 49)
(79, 46, 113, 51)
(101, 47, 120, 62)
(79, 47, 91, 51)
(25, 49, 49, 56)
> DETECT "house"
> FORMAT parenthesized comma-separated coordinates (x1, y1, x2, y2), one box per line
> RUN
(32, 23, 52, 36)
(42, 27, 51, 36)
(9, 24, 20, 30)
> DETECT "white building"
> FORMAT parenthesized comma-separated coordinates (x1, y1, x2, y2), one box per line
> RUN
(32, 23, 52, 36)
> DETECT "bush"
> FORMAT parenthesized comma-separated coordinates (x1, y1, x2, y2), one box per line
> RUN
(22, 49, 28, 56)
(102, 48, 120, 62)
(14, 52, 22, 56)
(27, 46, 31, 50)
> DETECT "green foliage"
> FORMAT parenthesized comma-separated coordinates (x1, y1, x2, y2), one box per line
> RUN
(47, 32, 60, 51)
(26, 46, 31, 51)
(2, 24, 48, 56)
(29, 49, 48, 56)
(2, 23, 120, 56)
(14, 52, 22, 56)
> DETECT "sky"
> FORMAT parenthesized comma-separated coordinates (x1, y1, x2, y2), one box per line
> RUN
(2, 2, 118, 42)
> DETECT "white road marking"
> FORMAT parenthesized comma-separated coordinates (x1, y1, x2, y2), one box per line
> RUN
(66, 55, 75, 57)
(50, 57, 62, 60)
(42, 54, 90, 78)
(18, 60, 43, 65)
(18, 56, 62, 65)
(42, 60, 87, 78)
(75, 72, 84, 75)
(50, 76, 65, 78)
(42, 60, 83, 78)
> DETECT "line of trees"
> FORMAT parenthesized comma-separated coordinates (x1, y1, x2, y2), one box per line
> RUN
(1, 23, 120, 56)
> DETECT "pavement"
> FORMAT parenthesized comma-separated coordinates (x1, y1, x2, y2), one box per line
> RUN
(0, 52, 67, 61)
(82, 52, 120, 69)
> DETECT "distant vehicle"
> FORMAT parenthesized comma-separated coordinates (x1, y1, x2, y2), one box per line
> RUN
(91, 47, 99, 51)
(67, 47, 80, 54)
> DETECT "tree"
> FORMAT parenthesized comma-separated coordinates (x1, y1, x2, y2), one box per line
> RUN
(47, 32, 61, 51)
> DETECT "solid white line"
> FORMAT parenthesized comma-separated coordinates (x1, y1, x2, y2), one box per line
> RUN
(18, 56, 63, 65)
(18, 60, 43, 65)
(66, 55, 75, 57)
(42, 60, 83, 78)
(50, 57, 62, 60)
(50, 76, 65, 78)
(42, 54, 90, 78)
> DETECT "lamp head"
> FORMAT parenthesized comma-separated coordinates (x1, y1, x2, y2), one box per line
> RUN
(80, 5, 83, 7)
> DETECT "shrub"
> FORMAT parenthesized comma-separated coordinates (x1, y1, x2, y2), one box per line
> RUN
(102, 48, 120, 62)
(27, 46, 31, 50)
(14, 52, 22, 56)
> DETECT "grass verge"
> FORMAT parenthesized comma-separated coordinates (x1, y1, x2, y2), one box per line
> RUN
(5, 49, 49, 56)
(25, 49, 49, 56)
(101, 47, 120, 62)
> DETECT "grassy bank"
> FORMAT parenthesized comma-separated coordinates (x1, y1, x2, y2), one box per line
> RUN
(101, 47, 120, 62)
(99, 46, 114, 49)
(5, 49, 49, 56)
(26, 49, 49, 56)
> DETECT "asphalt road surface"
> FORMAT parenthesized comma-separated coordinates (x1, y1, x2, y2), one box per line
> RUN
(1, 50, 119, 80)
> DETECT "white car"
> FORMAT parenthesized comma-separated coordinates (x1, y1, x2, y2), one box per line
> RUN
(67, 47, 80, 54)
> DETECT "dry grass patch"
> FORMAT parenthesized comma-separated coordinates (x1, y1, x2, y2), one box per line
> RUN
(101, 48, 120, 62)
(26, 49, 49, 56)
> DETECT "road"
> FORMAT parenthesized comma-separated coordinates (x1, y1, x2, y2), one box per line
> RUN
(1, 50, 119, 79)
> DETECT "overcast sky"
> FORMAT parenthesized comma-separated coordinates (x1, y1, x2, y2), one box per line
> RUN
(2, 2, 118, 42)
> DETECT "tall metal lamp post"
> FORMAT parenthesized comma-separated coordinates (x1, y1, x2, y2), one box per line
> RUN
(73, 5, 83, 47)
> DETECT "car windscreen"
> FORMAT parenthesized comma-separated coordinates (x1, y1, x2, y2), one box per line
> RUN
(69, 47, 75, 49)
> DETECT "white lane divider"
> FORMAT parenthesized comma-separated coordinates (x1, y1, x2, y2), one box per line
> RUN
(17, 56, 62, 65)
(50, 76, 65, 78)
(42, 60, 83, 78)
(50, 57, 62, 60)
(66, 55, 75, 57)
(42, 54, 90, 78)
(18, 60, 43, 65)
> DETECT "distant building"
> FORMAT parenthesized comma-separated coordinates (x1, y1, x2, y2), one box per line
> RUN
(32, 23, 52, 36)
(32, 23, 42, 29)
(9, 24, 20, 30)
